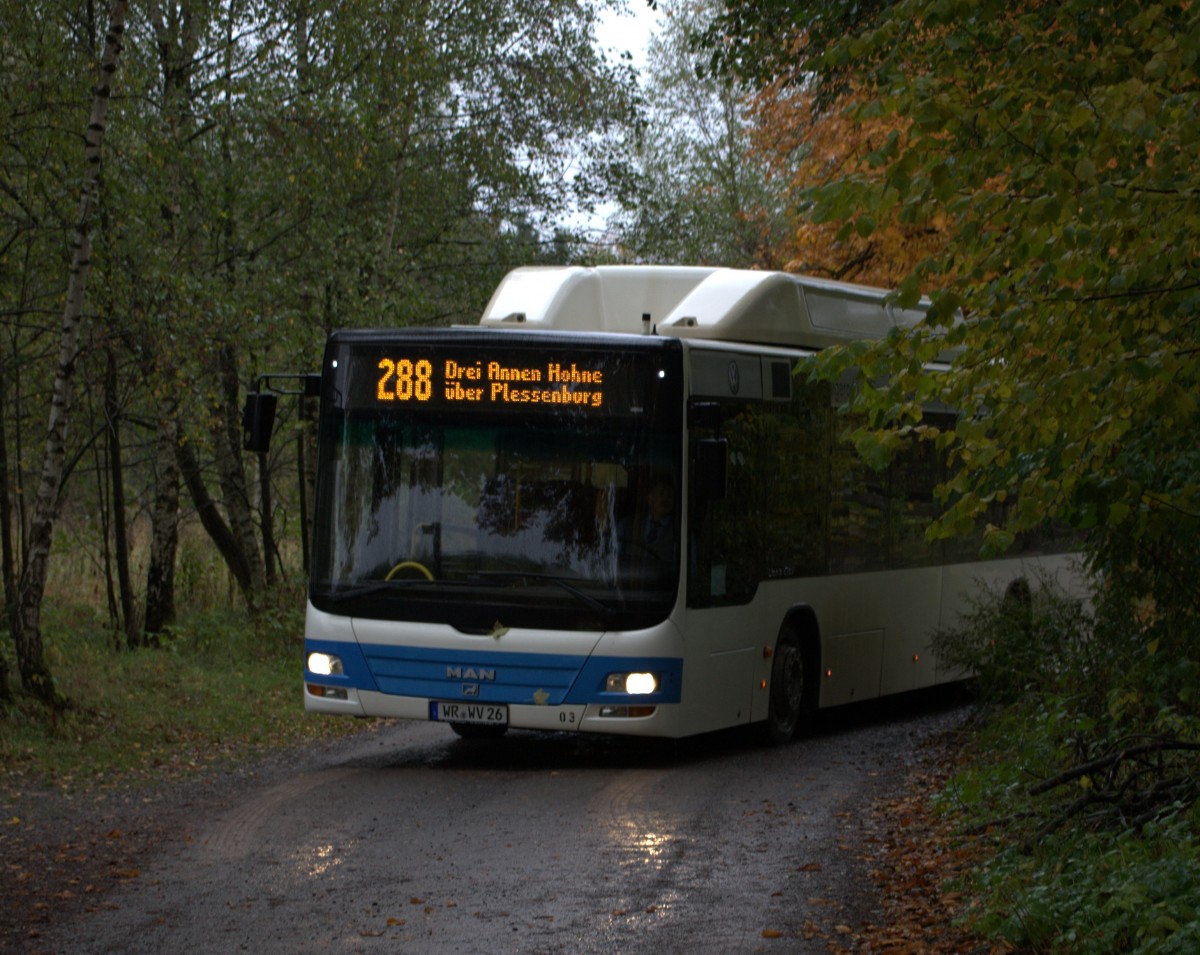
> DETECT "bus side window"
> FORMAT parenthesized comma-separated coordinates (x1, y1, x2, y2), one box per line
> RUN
(766, 379, 828, 577)
(828, 416, 887, 575)
(887, 422, 945, 569)
(694, 438, 728, 501)
(688, 379, 831, 608)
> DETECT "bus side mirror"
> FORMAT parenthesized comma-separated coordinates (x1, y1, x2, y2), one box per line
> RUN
(695, 438, 728, 501)
(242, 392, 278, 454)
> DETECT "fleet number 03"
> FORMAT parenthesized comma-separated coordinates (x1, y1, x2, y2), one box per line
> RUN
(377, 358, 434, 402)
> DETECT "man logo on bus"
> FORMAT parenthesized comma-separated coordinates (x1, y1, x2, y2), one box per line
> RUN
(446, 666, 496, 681)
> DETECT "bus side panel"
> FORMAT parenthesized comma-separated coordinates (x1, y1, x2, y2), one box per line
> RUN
(679, 607, 758, 736)
(821, 629, 883, 707)
(683, 579, 892, 725)
(876, 567, 941, 695)
(793, 576, 886, 709)
(750, 571, 936, 710)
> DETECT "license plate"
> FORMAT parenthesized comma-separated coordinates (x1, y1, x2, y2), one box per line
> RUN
(430, 701, 509, 725)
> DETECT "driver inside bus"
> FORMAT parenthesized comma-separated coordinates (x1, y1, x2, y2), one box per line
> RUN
(618, 472, 678, 582)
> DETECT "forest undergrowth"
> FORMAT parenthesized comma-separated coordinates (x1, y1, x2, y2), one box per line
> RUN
(930, 581, 1200, 954)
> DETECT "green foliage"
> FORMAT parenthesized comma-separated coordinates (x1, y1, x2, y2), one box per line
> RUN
(968, 806, 1200, 955)
(705, 0, 895, 98)
(937, 576, 1199, 765)
(947, 698, 1200, 954)
(716, 0, 1200, 630)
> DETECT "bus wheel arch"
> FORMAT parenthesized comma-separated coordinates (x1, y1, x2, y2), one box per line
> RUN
(762, 607, 820, 745)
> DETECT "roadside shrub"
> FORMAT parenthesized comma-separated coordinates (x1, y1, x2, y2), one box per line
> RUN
(967, 802, 1200, 955)
(935, 566, 1200, 953)
(159, 577, 306, 666)
(936, 570, 1198, 751)
(933, 573, 1096, 704)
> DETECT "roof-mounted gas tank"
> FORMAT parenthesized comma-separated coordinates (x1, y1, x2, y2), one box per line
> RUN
(478, 265, 930, 349)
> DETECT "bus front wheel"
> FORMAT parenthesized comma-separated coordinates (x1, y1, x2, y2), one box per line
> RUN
(763, 629, 812, 745)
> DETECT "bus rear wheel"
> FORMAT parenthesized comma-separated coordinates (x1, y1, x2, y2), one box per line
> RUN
(763, 630, 811, 745)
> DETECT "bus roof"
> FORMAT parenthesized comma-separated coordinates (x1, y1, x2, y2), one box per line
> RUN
(478, 266, 928, 349)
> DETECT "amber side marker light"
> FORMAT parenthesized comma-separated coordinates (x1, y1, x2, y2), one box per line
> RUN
(598, 705, 657, 718)
(307, 684, 348, 700)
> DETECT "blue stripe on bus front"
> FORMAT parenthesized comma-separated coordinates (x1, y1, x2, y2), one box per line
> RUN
(303, 638, 682, 705)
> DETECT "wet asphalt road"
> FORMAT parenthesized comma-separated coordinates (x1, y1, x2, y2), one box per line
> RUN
(39, 692, 966, 954)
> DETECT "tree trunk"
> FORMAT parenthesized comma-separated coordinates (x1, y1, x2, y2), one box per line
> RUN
(176, 433, 255, 603)
(209, 14, 266, 603)
(92, 397, 121, 639)
(141, 1, 199, 636)
(0, 346, 15, 702)
(143, 407, 180, 636)
(105, 347, 138, 647)
(298, 395, 315, 574)
(259, 449, 277, 587)
(13, 0, 129, 704)
(212, 340, 266, 601)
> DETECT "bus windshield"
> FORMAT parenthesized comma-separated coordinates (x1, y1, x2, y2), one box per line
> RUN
(309, 334, 684, 633)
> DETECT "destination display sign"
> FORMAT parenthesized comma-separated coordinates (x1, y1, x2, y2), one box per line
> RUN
(343, 345, 663, 415)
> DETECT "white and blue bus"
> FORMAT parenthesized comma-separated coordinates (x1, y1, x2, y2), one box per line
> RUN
(290, 266, 1077, 741)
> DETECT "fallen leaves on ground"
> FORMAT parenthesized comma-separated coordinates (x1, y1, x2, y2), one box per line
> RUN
(839, 738, 1010, 955)
(0, 811, 172, 945)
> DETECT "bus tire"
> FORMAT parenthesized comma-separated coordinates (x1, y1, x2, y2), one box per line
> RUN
(449, 722, 509, 740)
(763, 628, 814, 745)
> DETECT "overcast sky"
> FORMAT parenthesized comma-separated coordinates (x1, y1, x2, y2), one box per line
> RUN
(595, 0, 663, 70)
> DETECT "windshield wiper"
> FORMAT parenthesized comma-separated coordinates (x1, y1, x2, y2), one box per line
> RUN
(466, 571, 611, 613)
(327, 572, 612, 614)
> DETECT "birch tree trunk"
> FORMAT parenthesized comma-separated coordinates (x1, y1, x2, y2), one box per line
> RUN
(13, 0, 129, 704)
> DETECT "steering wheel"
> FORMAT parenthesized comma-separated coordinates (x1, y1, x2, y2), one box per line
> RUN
(385, 560, 434, 581)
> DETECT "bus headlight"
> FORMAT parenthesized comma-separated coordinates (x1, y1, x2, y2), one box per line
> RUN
(307, 652, 343, 677)
(606, 672, 659, 695)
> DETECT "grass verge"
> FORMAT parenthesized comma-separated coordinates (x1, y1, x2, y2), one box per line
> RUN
(1, 598, 364, 796)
